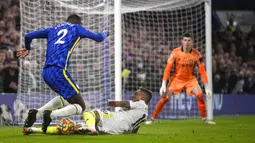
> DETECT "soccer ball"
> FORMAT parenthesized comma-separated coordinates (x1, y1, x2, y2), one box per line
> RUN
(56, 118, 75, 135)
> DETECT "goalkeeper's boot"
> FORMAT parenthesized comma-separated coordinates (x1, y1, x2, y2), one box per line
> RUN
(42, 110, 52, 133)
(203, 118, 216, 125)
(23, 127, 33, 135)
(77, 127, 98, 135)
(145, 119, 154, 125)
(24, 109, 38, 128)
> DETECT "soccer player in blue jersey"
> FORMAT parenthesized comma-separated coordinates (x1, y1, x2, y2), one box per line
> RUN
(17, 14, 109, 133)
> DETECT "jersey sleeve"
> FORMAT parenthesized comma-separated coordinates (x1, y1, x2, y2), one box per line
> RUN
(24, 28, 51, 50)
(162, 52, 175, 81)
(196, 54, 208, 85)
(129, 100, 147, 110)
(76, 25, 107, 42)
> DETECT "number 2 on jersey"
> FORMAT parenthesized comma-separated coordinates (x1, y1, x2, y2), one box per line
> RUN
(55, 29, 68, 44)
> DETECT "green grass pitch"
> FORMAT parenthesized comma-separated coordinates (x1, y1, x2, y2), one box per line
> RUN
(0, 116, 254, 143)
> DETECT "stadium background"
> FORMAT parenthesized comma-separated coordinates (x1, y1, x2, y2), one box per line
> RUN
(0, 0, 254, 125)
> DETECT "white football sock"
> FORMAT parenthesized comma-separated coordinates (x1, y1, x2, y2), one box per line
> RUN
(50, 104, 82, 119)
(36, 96, 69, 119)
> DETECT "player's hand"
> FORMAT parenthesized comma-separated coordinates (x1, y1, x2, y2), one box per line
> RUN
(107, 99, 116, 107)
(204, 84, 212, 100)
(103, 30, 109, 37)
(17, 48, 29, 59)
(159, 81, 167, 96)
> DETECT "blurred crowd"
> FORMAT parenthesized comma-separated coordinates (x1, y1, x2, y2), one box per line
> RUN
(0, 0, 254, 94)
(212, 13, 255, 94)
(0, 0, 20, 93)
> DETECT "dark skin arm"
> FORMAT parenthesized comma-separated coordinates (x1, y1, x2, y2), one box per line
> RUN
(107, 101, 131, 109)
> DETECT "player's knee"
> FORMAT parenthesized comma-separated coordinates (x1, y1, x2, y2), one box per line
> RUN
(196, 92, 204, 100)
(166, 89, 174, 97)
(73, 104, 83, 114)
(192, 86, 202, 94)
(70, 94, 86, 111)
(80, 104, 86, 112)
(162, 95, 170, 102)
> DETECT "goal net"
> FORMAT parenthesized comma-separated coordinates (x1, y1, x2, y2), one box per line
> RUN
(121, 1, 207, 119)
(17, 0, 209, 123)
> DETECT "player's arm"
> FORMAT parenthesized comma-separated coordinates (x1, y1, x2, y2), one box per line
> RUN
(197, 55, 212, 98)
(160, 53, 175, 95)
(108, 100, 131, 109)
(197, 56, 208, 85)
(163, 53, 175, 82)
(77, 25, 108, 42)
(108, 100, 145, 110)
(17, 28, 50, 59)
(25, 28, 50, 50)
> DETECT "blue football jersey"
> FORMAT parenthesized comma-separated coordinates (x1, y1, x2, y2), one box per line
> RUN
(24, 23, 107, 69)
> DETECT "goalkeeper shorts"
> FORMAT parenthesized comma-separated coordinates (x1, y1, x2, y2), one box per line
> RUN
(168, 77, 200, 96)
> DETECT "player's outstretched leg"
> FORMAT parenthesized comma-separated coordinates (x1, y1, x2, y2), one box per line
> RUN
(24, 126, 59, 135)
(145, 95, 170, 124)
(23, 127, 34, 135)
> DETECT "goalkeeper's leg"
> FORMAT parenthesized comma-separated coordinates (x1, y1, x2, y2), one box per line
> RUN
(24, 96, 69, 128)
(191, 86, 215, 125)
(151, 95, 170, 120)
(146, 89, 175, 124)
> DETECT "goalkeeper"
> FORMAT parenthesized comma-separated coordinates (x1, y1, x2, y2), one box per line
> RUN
(17, 14, 109, 133)
(23, 87, 152, 135)
(145, 33, 215, 125)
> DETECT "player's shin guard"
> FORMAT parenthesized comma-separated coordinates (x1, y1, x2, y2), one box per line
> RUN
(152, 95, 170, 120)
(196, 92, 206, 118)
(50, 104, 82, 119)
(82, 111, 96, 129)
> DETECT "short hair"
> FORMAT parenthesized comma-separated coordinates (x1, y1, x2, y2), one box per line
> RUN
(182, 32, 193, 39)
(66, 14, 82, 25)
(135, 87, 152, 104)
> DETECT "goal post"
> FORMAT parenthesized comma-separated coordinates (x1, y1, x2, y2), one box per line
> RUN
(18, 0, 213, 123)
(114, 0, 122, 104)
(205, 0, 213, 120)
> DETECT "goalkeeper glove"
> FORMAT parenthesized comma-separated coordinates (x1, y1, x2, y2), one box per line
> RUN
(204, 84, 212, 100)
(159, 80, 167, 96)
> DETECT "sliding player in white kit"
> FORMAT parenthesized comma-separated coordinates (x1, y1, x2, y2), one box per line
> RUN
(23, 87, 152, 135)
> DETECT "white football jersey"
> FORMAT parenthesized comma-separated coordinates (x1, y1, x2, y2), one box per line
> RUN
(96, 100, 148, 134)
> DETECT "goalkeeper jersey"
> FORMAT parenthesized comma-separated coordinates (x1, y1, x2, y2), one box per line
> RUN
(24, 23, 107, 70)
(163, 47, 208, 84)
